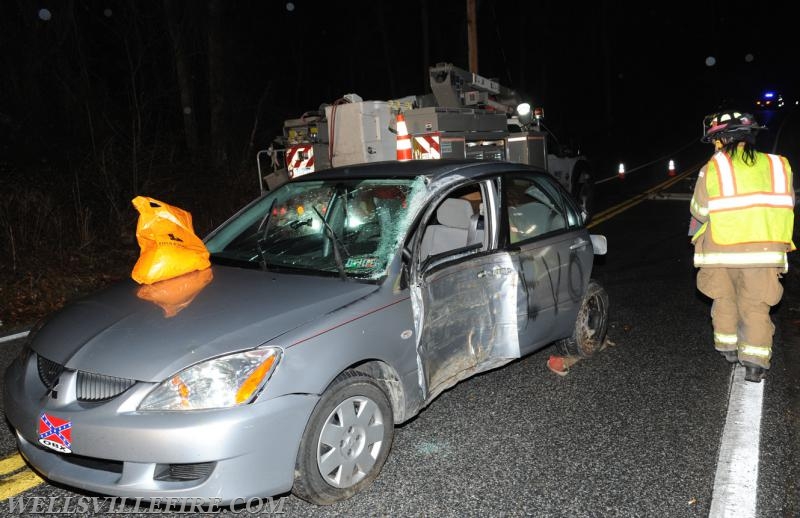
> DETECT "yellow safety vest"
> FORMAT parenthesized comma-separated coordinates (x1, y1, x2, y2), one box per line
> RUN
(693, 151, 795, 268)
(705, 151, 794, 244)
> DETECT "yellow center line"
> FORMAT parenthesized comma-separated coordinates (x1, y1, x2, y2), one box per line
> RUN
(0, 454, 26, 476)
(0, 469, 45, 500)
(0, 453, 45, 499)
(588, 163, 702, 229)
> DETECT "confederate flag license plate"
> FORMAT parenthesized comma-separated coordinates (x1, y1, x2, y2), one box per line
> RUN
(38, 412, 72, 453)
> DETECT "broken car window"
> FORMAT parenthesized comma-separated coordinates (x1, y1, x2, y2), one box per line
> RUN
(206, 177, 427, 281)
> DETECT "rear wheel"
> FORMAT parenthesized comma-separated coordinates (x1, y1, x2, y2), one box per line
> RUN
(292, 370, 394, 505)
(555, 280, 609, 358)
(575, 179, 594, 219)
(571, 166, 595, 220)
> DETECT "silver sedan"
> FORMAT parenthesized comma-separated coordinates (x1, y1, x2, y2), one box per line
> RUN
(4, 159, 609, 505)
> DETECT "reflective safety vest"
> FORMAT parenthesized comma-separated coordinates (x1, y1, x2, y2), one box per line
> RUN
(705, 151, 794, 244)
(693, 151, 795, 268)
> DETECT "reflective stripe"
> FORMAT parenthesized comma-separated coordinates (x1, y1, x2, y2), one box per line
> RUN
(711, 152, 789, 199)
(708, 193, 794, 211)
(713, 153, 736, 196)
(714, 332, 738, 345)
(691, 198, 709, 217)
(694, 251, 788, 267)
(703, 151, 794, 246)
(739, 344, 771, 358)
(767, 154, 788, 194)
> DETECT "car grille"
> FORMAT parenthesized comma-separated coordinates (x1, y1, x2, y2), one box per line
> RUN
(154, 462, 216, 481)
(37, 355, 63, 389)
(61, 453, 124, 474)
(76, 371, 136, 402)
(36, 354, 135, 402)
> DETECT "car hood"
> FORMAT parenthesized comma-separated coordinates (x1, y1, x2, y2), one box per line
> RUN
(32, 266, 379, 382)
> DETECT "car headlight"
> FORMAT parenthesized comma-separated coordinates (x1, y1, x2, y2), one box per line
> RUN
(138, 347, 282, 411)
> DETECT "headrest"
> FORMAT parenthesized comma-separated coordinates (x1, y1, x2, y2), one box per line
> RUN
(437, 198, 473, 229)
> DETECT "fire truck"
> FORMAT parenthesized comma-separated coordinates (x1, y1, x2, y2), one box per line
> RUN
(259, 62, 594, 215)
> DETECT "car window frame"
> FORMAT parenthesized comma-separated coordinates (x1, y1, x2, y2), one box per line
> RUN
(501, 172, 581, 247)
(411, 177, 500, 277)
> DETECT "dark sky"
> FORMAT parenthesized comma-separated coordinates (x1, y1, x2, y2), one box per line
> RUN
(2, 0, 796, 166)
(1, 0, 796, 258)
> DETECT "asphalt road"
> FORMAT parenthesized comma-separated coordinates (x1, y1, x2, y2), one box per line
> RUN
(1, 108, 798, 517)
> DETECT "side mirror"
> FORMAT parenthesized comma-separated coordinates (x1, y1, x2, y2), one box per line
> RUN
(590, 234, 607, 255)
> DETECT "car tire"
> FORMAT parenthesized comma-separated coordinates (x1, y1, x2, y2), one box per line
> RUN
(570, 160, 594, 219)
(292, 370, 394, 505)
(555, 280, 609, 358)
(576, 179, 595, 220)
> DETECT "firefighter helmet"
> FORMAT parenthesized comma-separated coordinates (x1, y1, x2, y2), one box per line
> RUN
(701, 110, 765, 143)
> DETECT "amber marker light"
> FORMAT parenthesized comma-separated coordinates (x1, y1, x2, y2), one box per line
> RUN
(235, 353, 279, 404)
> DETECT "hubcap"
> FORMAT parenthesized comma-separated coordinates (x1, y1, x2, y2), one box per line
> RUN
(316, 395, 384, 488)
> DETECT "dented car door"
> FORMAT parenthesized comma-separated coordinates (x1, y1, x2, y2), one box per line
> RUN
(412, 179, 520, 402)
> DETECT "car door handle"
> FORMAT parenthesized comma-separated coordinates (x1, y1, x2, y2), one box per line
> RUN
(570, 239, 589, 250)
(477, 267, 513, 278)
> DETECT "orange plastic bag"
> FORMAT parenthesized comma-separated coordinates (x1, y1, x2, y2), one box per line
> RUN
(131, 196, 211, 285)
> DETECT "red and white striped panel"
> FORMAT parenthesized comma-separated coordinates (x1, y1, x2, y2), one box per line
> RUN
(412, 133, 441, 160)
(286, 145, 315, 178)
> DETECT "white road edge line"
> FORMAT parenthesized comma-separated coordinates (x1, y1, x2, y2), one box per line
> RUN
(709, 364, 764, 518)
(0, 330, 30, 344)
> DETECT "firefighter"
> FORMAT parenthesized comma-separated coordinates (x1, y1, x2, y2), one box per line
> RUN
(690, 110, 795, 382)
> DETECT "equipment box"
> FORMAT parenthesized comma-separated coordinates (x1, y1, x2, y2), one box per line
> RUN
(325, 101, 395, 167)
(404, 107, 507, 139)
(283, 116, 328, 145)
(505, 132, 547, 170)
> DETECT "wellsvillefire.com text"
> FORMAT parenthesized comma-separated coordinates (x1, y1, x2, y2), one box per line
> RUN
(7, 496, 288, 514)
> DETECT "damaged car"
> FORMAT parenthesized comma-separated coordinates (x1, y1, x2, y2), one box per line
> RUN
(4, 159, 609, 505)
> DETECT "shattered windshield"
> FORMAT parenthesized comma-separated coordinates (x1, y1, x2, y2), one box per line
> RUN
(205, 177, 427, 281)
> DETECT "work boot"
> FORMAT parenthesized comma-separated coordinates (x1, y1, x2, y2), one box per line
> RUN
(720, 350, 738, 363)
(744, 365, 766, 383)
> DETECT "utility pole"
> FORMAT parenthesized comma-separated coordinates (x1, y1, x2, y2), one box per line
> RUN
(421, 0, 430, 92)
(466, 0, 478, 73)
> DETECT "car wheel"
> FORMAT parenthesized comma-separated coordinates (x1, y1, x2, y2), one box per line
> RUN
(555, 280, 609, 358)
(292, 370, 394, 505)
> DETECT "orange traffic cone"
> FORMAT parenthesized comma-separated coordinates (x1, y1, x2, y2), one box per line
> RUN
(668, 159, 676, 177)
(396, 113, 412, 162)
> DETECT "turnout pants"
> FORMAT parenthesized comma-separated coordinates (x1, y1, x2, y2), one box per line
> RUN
(696, 267, 784, 369)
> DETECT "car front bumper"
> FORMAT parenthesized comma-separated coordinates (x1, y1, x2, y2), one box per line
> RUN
(4, 355, 318, 503)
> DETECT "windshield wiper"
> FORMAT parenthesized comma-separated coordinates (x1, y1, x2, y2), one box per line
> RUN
(312, 205, 349, 281)
(256, 199, 277, 272)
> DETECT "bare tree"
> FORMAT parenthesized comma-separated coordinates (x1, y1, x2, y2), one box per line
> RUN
(207, 0, 226, 168)
(164, 0, 200, 156)
(376, 2, 396, 98)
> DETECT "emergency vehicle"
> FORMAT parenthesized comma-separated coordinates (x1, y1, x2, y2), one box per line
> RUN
(259, 63, 595, 215)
